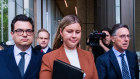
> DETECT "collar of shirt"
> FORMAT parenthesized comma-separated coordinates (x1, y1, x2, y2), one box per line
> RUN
(42, 46, 49, 53)
(14, 45, 32, 56)
(112, 46, 126, 57)
(112, 46, 131, 78)
(14, 45, 32, 73)
(64, 48, 77, 54)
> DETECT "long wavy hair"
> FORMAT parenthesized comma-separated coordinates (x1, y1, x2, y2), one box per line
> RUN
(53, 15, 81, 50)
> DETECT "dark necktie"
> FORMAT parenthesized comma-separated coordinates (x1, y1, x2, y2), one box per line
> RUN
(120, 54, 131, 79)
(18, 52, 26, 77)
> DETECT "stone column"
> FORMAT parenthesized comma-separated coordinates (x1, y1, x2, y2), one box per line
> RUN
(34, 0, 41, 46)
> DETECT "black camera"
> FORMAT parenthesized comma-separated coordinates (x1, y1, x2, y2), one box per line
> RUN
(87, 31, 106, 47)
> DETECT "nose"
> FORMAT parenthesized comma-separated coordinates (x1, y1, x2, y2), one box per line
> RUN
(22, 31, 27, 36)
(124, 36, 129, 41)
(42, 38, 46, 41)
(72, 32, 76, 37)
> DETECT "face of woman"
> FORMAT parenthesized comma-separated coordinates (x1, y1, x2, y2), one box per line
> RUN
(60, 23, 81, 50)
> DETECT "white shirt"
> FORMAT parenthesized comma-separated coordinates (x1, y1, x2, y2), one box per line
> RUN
(42, 46, 49, 53)
(112, 47, 131, 78)
(64, 48, 81, 68)
(14, 45, 32, 73)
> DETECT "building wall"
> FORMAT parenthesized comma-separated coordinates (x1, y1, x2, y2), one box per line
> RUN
(34, 0, 62, 47)
(135, 0, 140, 70)
(96, 0, 115, 30)
(135, 0, 140, 51)
(121, 0, 135, 51)
(77, 0, 95, 50)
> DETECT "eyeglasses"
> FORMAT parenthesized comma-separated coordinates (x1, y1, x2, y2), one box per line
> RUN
(114, 34, 131, 39)
(13, 29, 34, 36)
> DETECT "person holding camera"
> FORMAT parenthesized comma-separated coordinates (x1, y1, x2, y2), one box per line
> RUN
(99, 27, 112, 52)
(87, 27, 112, 61)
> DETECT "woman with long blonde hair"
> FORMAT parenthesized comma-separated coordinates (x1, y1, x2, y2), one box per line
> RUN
(40, 15, 98, 79)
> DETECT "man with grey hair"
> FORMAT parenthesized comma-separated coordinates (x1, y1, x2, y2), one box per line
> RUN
(96, 24, 139, 79)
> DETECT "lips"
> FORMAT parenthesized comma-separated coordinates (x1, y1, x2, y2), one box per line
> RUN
(70, 39, 77, 43)
(122, 43, 129, 47)
(41, 43, 46, 45)
(21, 39, 28, 41)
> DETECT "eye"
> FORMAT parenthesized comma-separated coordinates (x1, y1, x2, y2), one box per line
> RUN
(106, 35, 109, 37)
(67, 30, 73, 33)
(127, 35, 130, 38)
(76, 31, 81, 34)
(15, 29, 23, 32)
(120, 35, 125, 38)
(26, 29, 33, 32)
(39, 37, 43, 39)
(44, 38, 48, 40)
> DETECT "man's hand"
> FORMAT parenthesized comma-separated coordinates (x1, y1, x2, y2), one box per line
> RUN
(99, 40, 109, 52)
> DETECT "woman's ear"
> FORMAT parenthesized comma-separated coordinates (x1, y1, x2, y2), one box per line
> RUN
(60, 28, 62, 37)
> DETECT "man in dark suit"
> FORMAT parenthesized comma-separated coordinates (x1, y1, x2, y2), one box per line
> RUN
(96, 24, 139, 79)
(0, 14, 44, 79)
(34, 28, 52, 53)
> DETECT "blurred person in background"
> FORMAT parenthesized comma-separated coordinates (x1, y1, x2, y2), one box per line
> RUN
(87, 27, 112, 61)
(99, 27, 112, 52)
(34, 28, 52, 53)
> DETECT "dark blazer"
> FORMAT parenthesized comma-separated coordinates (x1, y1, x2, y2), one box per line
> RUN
(46, 47, 52, 53)
(34, 45, 52, 53)
(0, 45, 44, 79)
(96, 49, 139, 79)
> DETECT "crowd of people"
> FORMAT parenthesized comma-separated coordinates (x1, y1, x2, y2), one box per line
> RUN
(0, 14, 139, 79)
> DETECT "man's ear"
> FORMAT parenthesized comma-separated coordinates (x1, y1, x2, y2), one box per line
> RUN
(111, 36, 115, 42)
(11, 32, 14, 39)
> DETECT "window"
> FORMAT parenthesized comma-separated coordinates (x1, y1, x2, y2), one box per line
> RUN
(24, 0, 34, 18)
(115, 0, 120, 24)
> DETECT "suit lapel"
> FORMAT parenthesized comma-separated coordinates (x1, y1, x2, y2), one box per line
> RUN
(3, 46, 22, 79)
(55, 46, 70, 64)
(46, 47, 52, 53)
(109, 49, 122, 79)
(77, 48, 86, 71)
(55, 46, 86, 69)
(125, 50, 134, 79)
(54, 46, 88, 72)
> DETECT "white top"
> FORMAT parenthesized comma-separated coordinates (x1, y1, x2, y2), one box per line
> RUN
(42, 46, 49, 53)
(113, 47, 131, 78)
(64, 48, 81, 68)
(14, 45, 32, 73)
